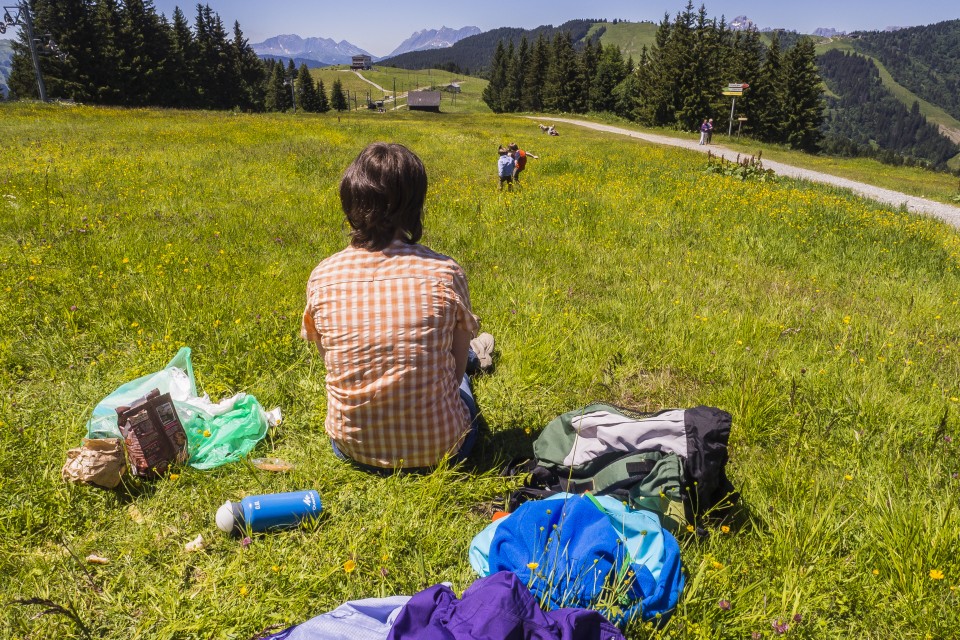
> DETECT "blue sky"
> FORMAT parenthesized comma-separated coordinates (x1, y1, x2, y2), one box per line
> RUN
(152, 1, 956, 57)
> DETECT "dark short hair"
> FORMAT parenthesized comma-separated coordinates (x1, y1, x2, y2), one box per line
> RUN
(340, 142, 426, 250)
(508, 143, 518, 151)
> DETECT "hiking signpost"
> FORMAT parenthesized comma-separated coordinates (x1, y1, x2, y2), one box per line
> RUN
(722, 83, 749, 136)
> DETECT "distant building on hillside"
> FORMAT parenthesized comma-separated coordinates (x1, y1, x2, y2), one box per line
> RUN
(407, 91, 441, 113)
(351, 55, 372, 70)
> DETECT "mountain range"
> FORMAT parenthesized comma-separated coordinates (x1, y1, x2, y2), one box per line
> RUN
(250, 26, 480, 66)
(250, 34, 372, 66)
(385, 26, 481, 58)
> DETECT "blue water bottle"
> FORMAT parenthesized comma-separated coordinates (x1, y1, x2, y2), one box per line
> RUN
(215, 489, 322, 535)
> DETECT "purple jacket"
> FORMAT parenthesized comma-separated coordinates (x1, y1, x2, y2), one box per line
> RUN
(385, 571, 624, 640)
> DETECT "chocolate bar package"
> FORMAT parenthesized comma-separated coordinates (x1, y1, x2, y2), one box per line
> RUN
(116, 389, 188, 478)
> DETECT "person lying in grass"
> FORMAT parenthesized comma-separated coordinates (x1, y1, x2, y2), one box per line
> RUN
(301, 142, 491, 472)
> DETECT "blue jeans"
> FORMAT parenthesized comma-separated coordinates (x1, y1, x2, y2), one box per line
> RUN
(331, 349, 481, 472)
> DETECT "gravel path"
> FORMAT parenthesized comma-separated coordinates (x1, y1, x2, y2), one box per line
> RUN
(535, 117, 960, 229)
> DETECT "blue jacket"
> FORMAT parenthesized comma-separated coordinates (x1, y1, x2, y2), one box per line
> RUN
(469, 493, 684, 626)
(498, 154, 515, 178)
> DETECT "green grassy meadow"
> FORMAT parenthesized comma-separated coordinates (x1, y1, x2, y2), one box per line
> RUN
(3, 101, 960, 639)
(594, 21, 659, 57)
(305, 66, 487, 113)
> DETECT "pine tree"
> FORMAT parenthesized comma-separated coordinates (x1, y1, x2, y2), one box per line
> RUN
(752, 31, 785, 142)
(194, 5, 236, 108)
(500, 42, 520, 112)
(522, 34, 550, 112)
(265, 60, 288, 111)
(504, 37, 527, 112)
(781, 37, 824, 151)
(296, 63, 319, 111)
(543, 32, 578, 112)
(670, 1, 706, 130)
(729, 28, 765, 137)
(330, 77, 348, 111)
(119, 0, 170, 106)
(612, 68, 643, 120)
(482, 40, 508, 112)
(90, 0, 124, 104)
(591, 43, 627, 113)
(232, 21, 266, 111)
(576, 38, 598, 112)
(316, 79, 330, 112)
(636, 13, 676, 125)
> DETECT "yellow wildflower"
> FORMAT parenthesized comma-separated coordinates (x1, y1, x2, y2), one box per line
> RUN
(929, 569, 944, 580)
(344, 559, 357, 573)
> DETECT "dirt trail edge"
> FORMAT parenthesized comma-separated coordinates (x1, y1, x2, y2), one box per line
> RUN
(534, 117, 960, 229)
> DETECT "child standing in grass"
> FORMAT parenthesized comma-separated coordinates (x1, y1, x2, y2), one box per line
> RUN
(301, 142, 493, 471)
(497, 146, 515, 191)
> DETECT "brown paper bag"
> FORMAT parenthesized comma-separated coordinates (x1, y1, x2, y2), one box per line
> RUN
(62, 438, 126, 489)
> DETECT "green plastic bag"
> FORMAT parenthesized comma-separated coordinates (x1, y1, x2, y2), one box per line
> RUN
(85, 347, 270, 469)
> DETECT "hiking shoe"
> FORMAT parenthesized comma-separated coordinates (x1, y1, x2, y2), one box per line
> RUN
(470, 332, 495, 372)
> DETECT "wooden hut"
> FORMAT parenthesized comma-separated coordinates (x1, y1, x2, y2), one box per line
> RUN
(407, 91, 441, 113)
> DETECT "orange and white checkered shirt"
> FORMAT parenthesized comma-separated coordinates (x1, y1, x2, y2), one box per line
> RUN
(301, 240, 480, 468)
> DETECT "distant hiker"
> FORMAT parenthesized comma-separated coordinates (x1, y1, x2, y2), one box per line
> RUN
(547, 125, 559, 136)
(302, 142, 493, 472)
(497, 146, 515, 191)
(707, 118, 714, 144)
(508, 143, 539, 184)
(699, 119, 709, 145)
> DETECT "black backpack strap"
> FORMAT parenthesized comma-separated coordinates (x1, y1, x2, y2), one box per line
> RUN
(502, 458, 562, 512)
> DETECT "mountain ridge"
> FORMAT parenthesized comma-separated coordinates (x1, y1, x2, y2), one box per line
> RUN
(250, 34, 373, 66)
(386, 26, 481, 58)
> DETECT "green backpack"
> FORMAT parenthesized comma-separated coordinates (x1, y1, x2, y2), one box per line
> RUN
(510, 403, 736, 531)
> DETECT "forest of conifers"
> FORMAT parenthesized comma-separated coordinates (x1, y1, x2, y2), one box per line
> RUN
(818, 50, 959, 170)
(853, 20, 960, 124)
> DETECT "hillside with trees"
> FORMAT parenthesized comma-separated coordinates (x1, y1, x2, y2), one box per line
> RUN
(8, 2, 265, 109)
(818, 49, 960, 170)
(852, 20, 960, 123)
(6, 2, 337, 114)
(378, 20, 597, 75)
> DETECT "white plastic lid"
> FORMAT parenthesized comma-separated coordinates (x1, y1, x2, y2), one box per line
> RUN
(215, 501, 236, 533)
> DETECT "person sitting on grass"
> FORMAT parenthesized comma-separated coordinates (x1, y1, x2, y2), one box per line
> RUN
(497, 145, 515, 191)
(301, 142, 494, 472)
